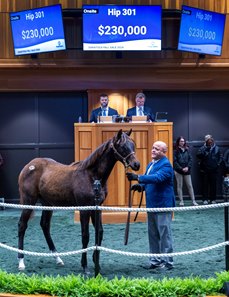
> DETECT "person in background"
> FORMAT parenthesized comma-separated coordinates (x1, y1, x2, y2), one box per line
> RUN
(126, 141, 175, 271)
(0, 153, 3, 168)
(173, 136, 198, 206)
(126, 92, 154, 121)
(0, 153, 3, 199)
(223, 148, 229, 176)
(89, 93, 118, 123)
(222, 148, 229, 199)
(196, 134, 223, 205)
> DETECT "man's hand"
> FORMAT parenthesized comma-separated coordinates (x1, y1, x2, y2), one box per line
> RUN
(131, 184, 143, 192)
(126, 172, 138, 181)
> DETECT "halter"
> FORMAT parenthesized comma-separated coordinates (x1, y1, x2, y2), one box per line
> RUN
(110, 142, 135, 170)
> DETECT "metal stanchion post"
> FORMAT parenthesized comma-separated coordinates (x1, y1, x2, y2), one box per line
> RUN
(93, 180, 101, 277)
(225, 194, 229, 271)
(0, 197, 5, 210)
(223, 176, 229, 271)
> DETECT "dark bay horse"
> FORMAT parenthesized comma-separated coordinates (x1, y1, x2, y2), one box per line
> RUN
(17, 129, 140, 273)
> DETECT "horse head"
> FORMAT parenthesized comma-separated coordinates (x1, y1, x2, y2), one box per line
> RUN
(111, 129, 140, 171)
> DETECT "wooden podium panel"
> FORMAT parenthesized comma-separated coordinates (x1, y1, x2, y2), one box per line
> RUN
(74, 122, 173, 209)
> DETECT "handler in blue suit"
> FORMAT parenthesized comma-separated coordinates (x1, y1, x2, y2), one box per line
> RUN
(89, 93, 118, 123)
(126, 141, 175, 270)
(126, 92, 154, 121)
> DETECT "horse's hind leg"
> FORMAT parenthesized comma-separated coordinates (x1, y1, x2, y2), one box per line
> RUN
(91, 210, 103, 272)
(40, 210, 64, 266)
(18, 209, 34, 270)
(80, 210, 91, 274)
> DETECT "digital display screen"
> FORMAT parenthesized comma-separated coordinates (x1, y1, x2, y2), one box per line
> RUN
(178, 5, 226, 56)
(82, 5, 162, 51)
(10, 4, 66, 56)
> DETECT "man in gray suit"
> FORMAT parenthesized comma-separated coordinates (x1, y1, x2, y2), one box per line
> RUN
(126, 92, 154, 121)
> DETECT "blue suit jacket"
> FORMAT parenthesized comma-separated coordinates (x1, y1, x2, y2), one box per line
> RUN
(126, 106, 155, 121)
(90, 107, 119, 123)
(138, 156, 175, 208)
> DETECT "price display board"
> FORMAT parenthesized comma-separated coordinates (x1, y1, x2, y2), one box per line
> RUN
(10, 4, 66, 56)
(178, 5, 226, 56)
(82, 5, 162, 51)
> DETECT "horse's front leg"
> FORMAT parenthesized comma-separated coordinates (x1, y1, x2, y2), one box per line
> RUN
(91, 210, 103, 273)
(80, 210, 91, 274)
(40, 210, 64, 266)
(18, 209, 34, 270)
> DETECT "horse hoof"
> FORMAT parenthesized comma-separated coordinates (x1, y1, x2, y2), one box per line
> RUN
(18, 259, 25, 271)
(56, 256, 64, 266)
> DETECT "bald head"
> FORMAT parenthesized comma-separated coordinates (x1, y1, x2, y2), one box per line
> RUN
(151, 141, 167, 160)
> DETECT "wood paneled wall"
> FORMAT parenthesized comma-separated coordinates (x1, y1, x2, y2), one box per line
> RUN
(87, 90, 142, 121)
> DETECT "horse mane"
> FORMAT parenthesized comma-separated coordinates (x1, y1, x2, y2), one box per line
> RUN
(77, 138, 113, 170)
(70, 161, 80, 166)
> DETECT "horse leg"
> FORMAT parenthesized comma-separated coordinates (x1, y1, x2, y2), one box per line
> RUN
(40, 210, 64, 266)
(91, 210, 103, 272)
(80, 210, 91, 274)
(18, 209, 34, 271)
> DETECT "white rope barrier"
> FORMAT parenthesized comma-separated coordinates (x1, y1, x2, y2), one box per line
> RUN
(98, 241, 229, 257)
(0, 242, 94, 256)
(0, 241, 228, 258)
(1, 201, 229, 212)
(0, 202, 228, 260)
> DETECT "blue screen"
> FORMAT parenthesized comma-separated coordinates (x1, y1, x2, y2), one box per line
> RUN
(10, 4, 66, 56)
(178, 5, 226, 56)
(82, 5, 162, 51)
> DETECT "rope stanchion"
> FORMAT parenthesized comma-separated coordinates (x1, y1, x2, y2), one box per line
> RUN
(223, 176, 229, 271)
(225, 198, 229, 271)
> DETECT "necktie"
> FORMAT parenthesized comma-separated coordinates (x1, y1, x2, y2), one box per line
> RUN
(102, 109, 106, 116)
(139, 107, 143, 116)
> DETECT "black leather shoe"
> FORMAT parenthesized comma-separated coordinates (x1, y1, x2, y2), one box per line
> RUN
(159, 264, 174, 271)
(141, 263, 164, 270)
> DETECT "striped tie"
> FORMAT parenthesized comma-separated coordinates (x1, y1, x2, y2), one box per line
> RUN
(139, 107, 143, 116)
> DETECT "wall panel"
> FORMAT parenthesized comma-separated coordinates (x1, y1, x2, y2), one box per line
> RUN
(0, 91, 87, 201)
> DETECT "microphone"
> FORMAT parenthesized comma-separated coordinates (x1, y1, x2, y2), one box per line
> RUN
(97, 111, 101, 123)
(144, 111, 154, 122)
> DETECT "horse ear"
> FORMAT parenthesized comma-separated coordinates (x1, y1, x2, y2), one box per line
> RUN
(126, 129, 132, 136)
(116, 129, 123, 140)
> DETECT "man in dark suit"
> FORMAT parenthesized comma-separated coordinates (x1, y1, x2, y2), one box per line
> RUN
(126, 141, 175, 271)
(126, 92, 154, 121)
(0, 153, 3, 168)
(89, 93, 119, 123)
(196, 134, 223, 204)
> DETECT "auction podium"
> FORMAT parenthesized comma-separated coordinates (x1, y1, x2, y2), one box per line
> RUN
(74, 122, 173, 223)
